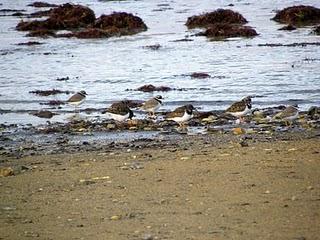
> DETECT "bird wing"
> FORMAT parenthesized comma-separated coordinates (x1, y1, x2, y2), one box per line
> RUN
(226, 101, 246, 113)
(165, 106, 185, 118)
(141, 98, 158, 110)
(67, 93, 84, 103)
(274, 106, 297, 119)
(106, 103, 130, 115)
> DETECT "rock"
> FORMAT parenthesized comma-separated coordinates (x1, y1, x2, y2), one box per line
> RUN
(106, 123, 116, 130)
(39, 100, 65, 106)
(186, 9, 248, 29)
(278, 24, 297, 31)
(0, 167, 14, 177)
(313, 25, 320, 35)
(190, 72, 211, 79)
(196, 23, 258, 39)
(110, 215, 121, 220)
(136, 84, 172, 92)
(143, 44, 161, 50)
(232, 127, 245, 135)
(272, 5, 320, 26)
(27, 2, 58, 8)
(16, 41, 44, 46)
(31, 110, 57, 119)
(29, 89, 71, 96)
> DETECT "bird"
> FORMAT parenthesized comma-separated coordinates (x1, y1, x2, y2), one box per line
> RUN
(226, 96, 252, 122)
(166, 104, 197, 127)
(273, 105, 299, 125)
(67, 90, 87, 113)
(102, 100, 134, 122)
(140, 95, 163, 118)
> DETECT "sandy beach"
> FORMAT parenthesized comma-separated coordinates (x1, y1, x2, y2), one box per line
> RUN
(1, 132, 319, 240)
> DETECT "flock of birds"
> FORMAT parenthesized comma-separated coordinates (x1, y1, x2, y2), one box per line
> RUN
(66, 90, 300, 127)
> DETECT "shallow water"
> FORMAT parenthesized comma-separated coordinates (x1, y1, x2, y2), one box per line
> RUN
(0, 0, 320, 125)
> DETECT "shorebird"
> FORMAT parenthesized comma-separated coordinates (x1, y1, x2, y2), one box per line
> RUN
(273, 105, 299, 125)
(140, 95, 163, 118)
(67, 90, 87, 113)
(166, 104, 197, 127)
(226, 96, 252, 122)
(102, 100, 134, 122)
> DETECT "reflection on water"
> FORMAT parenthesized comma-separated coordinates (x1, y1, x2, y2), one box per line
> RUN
(0, 0, 319, 125)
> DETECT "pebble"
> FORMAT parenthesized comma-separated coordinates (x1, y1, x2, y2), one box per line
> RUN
(232, 127, 245, 135)
(110, 215, 121, 220)
(0, 167, 14, 177)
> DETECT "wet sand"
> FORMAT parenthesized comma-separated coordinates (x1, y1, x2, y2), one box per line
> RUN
(1, 133, 319, 239)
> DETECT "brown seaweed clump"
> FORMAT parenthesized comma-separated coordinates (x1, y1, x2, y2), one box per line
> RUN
(16, 3, 96, 31)
(137, 84, 172, 92)
(197, 23, 258, 38)
(272, 5, 320, 26)
(57, 12, 148, 39)
(278, 24, 297, 31)
(16, 4, 147, 39)
(92, 12, 148, 35)
(186, 9, 248, 29)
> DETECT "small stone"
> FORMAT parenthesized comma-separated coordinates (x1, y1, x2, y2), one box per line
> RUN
(232, 127, 245, 135)
(307, 186, 314, 190)
(143, 234, 154, 240)
(291, 196, 297, 201)
(0, 167, 14, 177)
(265, 190, 270, 194)
(110, 215, 121, 220)
(180, 156, 190, 160)
(107, 123, 116, 129)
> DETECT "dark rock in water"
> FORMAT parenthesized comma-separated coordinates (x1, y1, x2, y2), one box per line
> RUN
(272, 5, 320, 26)
(278, 24, 297, 31)
(16, 41, 43, 46)
(31, 110, 57, 118)
(186, 9, 247, 29)
(16, 3, 96, 31)
(312, 25, 320, 35)
(56, 76, 69, 81)
(143, 44, 161, 50)
(29, 89, 71, 96)
(190, 72, 211, 79)
(26, 29, 56, 37)
(27, 2, 58, 8)
(40, 100, 65, 106)
(136, 84, 172, 92)
(11, 12, 26, 16)
(57, 28, 110, 39)
(196, 23, 258, 38)
(0, 9, 26, 12)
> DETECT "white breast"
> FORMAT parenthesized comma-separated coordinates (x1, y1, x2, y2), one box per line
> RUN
(105, 112, 130, 122)
(169, 111, 193, 123)
(284, 111, 299, 121)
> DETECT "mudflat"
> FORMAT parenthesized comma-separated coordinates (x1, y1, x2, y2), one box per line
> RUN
(1, 134, 319, 240)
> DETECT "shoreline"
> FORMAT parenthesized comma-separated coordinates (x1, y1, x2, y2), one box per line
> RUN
(0, 132, 319, 239)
